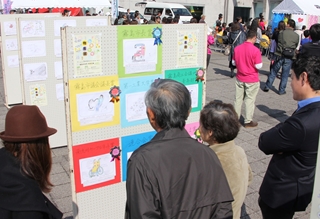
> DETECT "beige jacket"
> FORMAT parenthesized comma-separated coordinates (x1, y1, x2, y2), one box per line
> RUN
(209, 140, 253, 219)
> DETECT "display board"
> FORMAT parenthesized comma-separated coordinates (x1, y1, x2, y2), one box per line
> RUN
(310, 133, 320, 219)
(16, 16, 109, 148)
(61, 24, 207, 218)
(0, 13, 61, 106)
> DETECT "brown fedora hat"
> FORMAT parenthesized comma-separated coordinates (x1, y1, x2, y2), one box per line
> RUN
(0, 105, 57, 142)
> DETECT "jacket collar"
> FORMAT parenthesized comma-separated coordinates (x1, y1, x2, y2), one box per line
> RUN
(293, 101, 320, 115)
(151, 127, 190, 142)
(209, 140, 235, 153)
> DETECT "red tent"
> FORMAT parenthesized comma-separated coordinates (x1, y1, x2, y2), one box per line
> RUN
(29, 7, 83, 16)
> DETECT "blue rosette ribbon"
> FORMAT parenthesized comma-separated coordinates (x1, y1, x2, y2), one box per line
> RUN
(152, 27, 162, 45)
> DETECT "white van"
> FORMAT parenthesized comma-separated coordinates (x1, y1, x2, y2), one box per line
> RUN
(143, 2, 193, 23)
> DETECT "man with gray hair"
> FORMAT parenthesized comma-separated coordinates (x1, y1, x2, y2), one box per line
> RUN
(125, 79, 233, 219)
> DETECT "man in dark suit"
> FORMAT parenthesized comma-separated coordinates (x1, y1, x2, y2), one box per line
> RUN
(258, 56, 320, 219)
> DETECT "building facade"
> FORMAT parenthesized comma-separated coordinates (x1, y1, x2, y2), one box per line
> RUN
(119, 0, 282, 27)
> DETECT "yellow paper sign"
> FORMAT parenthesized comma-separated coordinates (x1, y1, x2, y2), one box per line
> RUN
(69, 76, 120, 132)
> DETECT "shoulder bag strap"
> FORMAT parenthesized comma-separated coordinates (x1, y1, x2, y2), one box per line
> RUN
(232, 31, 242, 45)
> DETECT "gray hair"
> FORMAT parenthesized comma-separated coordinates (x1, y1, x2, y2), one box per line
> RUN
(145, 79, 191, 129)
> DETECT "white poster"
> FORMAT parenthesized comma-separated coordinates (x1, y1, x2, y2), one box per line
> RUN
(54, 39, 62, 57)
(54, 61, 63, 79)
(76, 91, 114, 126)
(7, 55, 19, 68)
(5, 39, 18, 51)
(21, 40, 46, 58)
(3, 21, 17, 36)
(186, 84, 199, 108)
(79, 154, 116, 187)
(20, 20, 45, 38)
(123, 38, 157, 74)
(29, 84, 47, 106)
(86, 19, 108, 26)
(23, 62, 48, 82)
(177, 30, 199, 66)
(54, 20, 77, 36)
(125, 91, 147, 122)
(55, 83, 64, 101)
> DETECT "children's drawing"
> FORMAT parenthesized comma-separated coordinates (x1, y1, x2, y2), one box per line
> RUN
(54, 20, 77, 36)
(54, 61, 63, 79)
(21, 40, 46, 58)
(5, 39, 18, 51)
(79, 154, 116, 187)
(54, 39, 62, 57)
(89, 159, 104, 177)
(3, 21, 17, 36)
(24, 62, 48, 82)
(86, 19, 108, 26)
(132, 44, 145, 62)
(76, 90, 114, 126)
(20, 20, 45, 38)
(55, 83, 64, 101)
(123, 38, 157, 74)
(7, 55, 19, 68)
(88, 95, 104, 111)
(186, 84, 199, 108)
(125, 91, 147, 122)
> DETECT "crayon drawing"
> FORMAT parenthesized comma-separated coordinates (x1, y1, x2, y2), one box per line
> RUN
(23, 62, 48, 82)
(20, 20, 45, 38)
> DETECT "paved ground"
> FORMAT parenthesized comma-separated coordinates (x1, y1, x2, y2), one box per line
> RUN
(0, 50, 312, 218)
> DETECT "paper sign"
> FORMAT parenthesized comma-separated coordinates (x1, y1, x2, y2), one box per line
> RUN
(123, 38, 157, 74)
(56, 83, 64, 101)
(86, 19, 108, 26)
(72, 138, 121, 193)
(119, 74, 162, 128)
(54, 20, 77, 36)
(54, 39, 62, 57)
(29, 84, 47, 106)
(20, 20, 46, 38)
(185, 122, 200, 138)
(24, 62, 48, 82)
(73, 34, 102, 76)
(117, 25, 163, 78)
(68, 76, 120, 131)
(54, 61, 63, 79)
(7, 55, 19, 68)
(165, 68, 203, 112)
(121, 131, 156, 181)
(3, 21, 17, 36)
(177, 30, 199, 66)
(5, 39, 18, 51)
(21, 40, 46, 58)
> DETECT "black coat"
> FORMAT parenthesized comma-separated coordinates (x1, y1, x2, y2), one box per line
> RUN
(125, 128, 233, 219)
(0, 148, 63, 219)
(259, 101, 320, 211)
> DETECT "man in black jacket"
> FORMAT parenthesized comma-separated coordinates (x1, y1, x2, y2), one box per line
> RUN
(263, 19, 299, 95)
(125, 79, 233, 219)
(258, 56, 320, 219)
(299, 23, 320, 58)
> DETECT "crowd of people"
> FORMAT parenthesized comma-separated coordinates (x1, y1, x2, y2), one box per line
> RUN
(0, 8, 320, 219)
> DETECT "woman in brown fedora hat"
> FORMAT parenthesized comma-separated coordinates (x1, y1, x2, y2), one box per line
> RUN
(0, 105, 62, 219)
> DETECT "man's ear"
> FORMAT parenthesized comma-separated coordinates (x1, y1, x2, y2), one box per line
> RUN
(147, 107, 156, 122)
(301, 71, 308, 86)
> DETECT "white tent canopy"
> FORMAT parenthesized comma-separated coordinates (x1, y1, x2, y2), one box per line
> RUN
(272, 0, 320, 16)
(11, 0, 111, 9)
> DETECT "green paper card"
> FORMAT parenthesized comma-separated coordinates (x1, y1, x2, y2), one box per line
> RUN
(117, 25, 163, 78)
(165, 68, 203, 112)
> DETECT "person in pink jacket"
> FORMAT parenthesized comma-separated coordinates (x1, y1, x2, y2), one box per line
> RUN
(207, 31, 214, 68)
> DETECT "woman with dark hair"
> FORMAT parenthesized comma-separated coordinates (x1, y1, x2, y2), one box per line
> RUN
(199, 101, 252, 219)
(0, 105, 62, 219)
(228, 21, 246, 77)
(249, 18, 262, 49)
